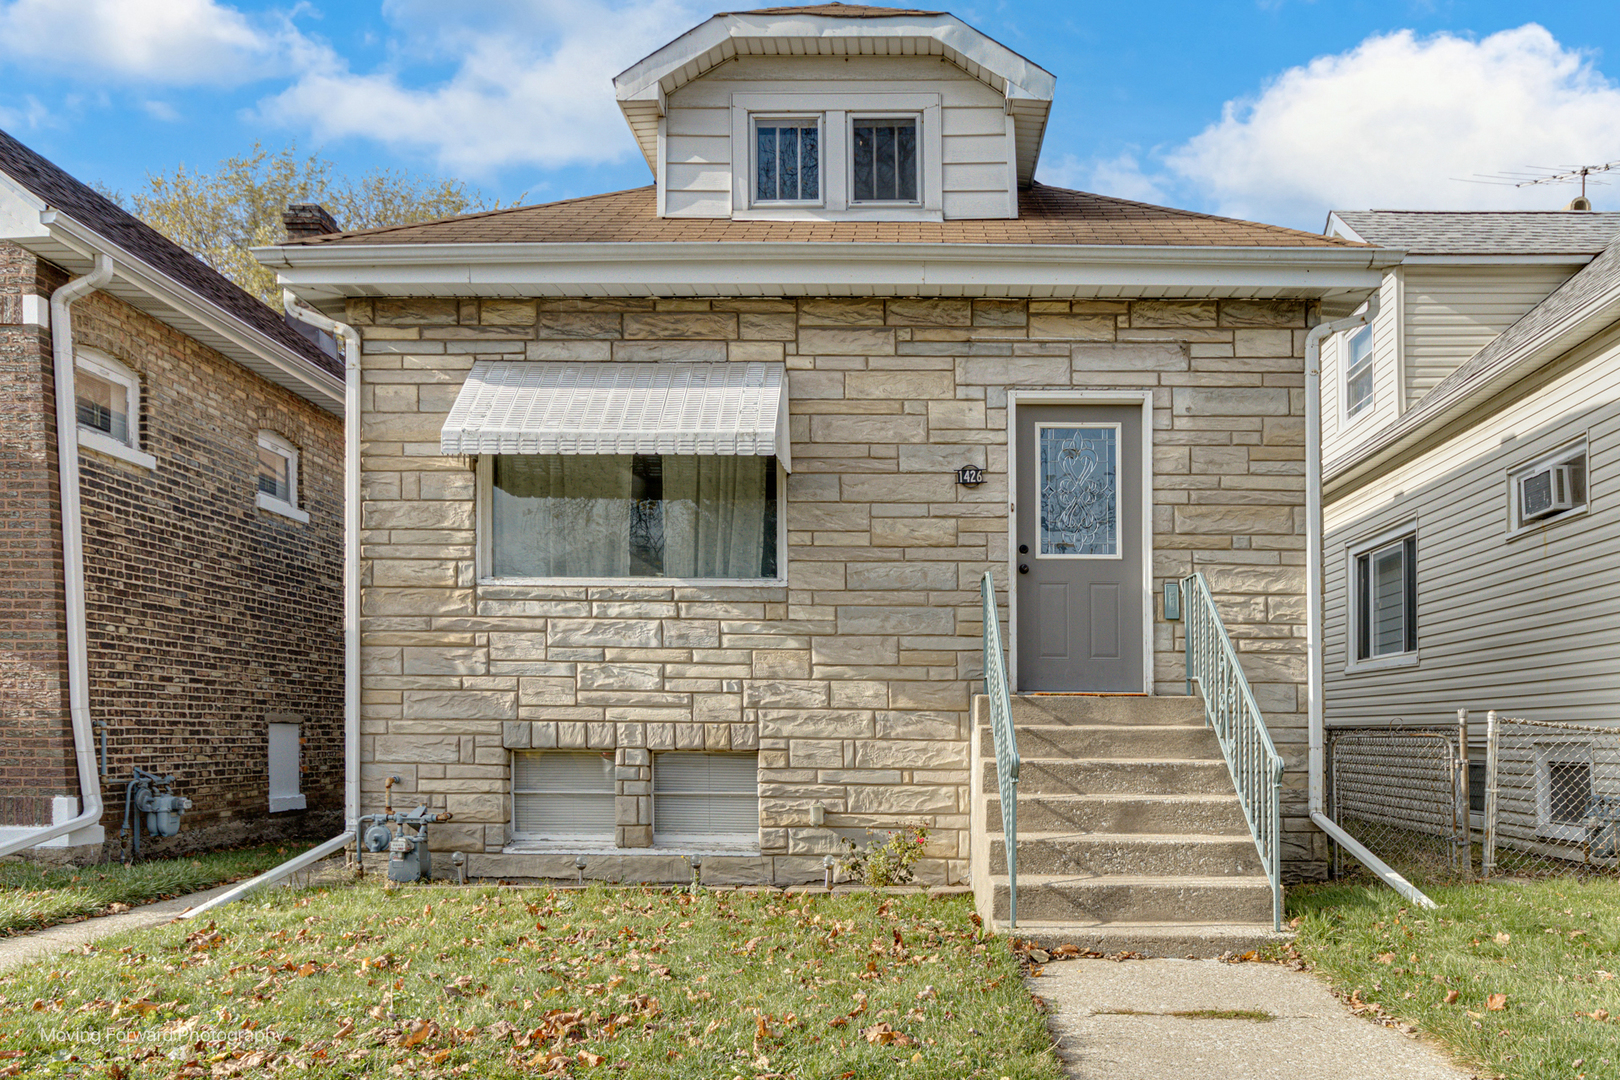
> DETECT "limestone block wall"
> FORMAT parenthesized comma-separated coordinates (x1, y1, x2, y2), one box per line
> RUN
(354, 294, 1323, 884)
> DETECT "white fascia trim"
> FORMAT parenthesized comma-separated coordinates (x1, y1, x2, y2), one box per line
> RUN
(261, 241, 1399, 297)
(1323, 213, 1366, 244)
(613, 12, 1056, 104)
(40, 212, 346, 414)
(1325, 279, 1620, 494)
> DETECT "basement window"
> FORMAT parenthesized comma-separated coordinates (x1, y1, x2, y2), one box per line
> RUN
(75, 349, 154, 469)
(512, 751, 615, 844)
(1536, 746, 1594, 843)
(256, 430, 308, 523)
(653, 752, 759, 848)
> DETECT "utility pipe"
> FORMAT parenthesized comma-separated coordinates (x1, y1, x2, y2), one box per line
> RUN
(180, 293, 361, 915)
(1303, 297, 1436, 910)
(0, 254, 114, 860)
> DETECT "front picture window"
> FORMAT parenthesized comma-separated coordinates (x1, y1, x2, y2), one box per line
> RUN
(492, 454, 778, 580)
(754, 118, 819, 203)
(852, 117, 918, 203)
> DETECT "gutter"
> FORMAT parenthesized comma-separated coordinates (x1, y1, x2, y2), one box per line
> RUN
(1304, 295, 1437, 910)
(180, 294, 362, 916)
(0, 254, 114, 859)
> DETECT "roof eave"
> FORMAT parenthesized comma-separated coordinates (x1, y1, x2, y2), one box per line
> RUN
(32, 211, 345, 414)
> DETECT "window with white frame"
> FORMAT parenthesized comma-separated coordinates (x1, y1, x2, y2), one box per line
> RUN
(488, 454, 779, 580)
(512, 751, 616, 843)
(75, 351, 153, 468)
(1508, 437, 1588, 535)
(256, 430, 307, 522)
(653, 752, 758, 847)
(1351, 529, 1416, 664)
(850, 116, 919, 203)
(1535, 745, 1593, 842)
(1343, 324, 1374, 420)
(753, 117, 821, 204)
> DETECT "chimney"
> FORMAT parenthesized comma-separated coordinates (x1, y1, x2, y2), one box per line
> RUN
(1565, 195, 1593, 212)
(283, 203, 340, 241)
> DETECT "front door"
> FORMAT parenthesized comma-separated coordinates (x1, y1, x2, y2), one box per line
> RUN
(1014, 403, 1143, 692)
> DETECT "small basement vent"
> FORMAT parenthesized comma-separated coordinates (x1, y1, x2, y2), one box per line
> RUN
(653, 752, 758, 846)
(512, 751, 615, 842)
(1519, 464, 1576, 521)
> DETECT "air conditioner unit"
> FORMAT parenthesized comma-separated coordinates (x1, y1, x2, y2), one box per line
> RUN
(1520, 464, 1575, 521)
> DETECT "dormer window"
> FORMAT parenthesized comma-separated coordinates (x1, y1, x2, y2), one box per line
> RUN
(851, 117, 919, 203)
(753, 117, 821, 204)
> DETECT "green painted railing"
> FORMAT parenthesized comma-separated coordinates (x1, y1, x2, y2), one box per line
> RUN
(980, 571, 1019, 929)
(1181, 573, 1284, 932)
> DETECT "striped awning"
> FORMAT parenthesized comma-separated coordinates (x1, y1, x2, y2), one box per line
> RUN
(439, 360, 790, 469)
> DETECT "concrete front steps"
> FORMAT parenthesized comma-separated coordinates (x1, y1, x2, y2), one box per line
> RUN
(970, 693, 1285, 958)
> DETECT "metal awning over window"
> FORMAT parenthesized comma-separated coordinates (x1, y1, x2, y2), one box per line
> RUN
(440, 360, 790, 469)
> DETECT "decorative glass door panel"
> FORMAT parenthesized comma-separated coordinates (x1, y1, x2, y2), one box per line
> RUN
(1037, 424, 1119, 558)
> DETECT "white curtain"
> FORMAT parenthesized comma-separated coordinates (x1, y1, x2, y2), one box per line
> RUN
(492, 455, 632, 577)
(663, 456, 769, 579)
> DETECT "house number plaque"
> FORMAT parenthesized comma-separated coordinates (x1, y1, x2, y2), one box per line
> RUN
(956, 464, 985, 487)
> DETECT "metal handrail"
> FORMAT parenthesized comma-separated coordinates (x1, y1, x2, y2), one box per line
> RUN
(980, 571, 1019, 929)
(1181, 573, 1285, 932)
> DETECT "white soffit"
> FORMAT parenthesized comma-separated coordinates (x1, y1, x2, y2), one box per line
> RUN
(441, 360, 791, 469)
(613, 10, 1056, 182)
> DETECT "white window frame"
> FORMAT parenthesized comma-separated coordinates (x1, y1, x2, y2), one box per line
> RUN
(475, 454, 788, 587)
(727, 92, 942, 221)
(847, 112, 925, 207)
(748, 114, 825, 208)
(1344, 521, 1419, 673)
(74, 349, 155, 470)
(1506, 435, 1589, 539)
(510, 750, 618, 848)
(651, 751, 760, 851)
(256, 430, 308, 523)
(1339, 322, 1375, 428)
(1534, 743, 1593, 843)
(267, 719, 305, 813)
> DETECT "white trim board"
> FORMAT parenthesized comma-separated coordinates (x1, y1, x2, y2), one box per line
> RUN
(1005, 390, 1155, 695)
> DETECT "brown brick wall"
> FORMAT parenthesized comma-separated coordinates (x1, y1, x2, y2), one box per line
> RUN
(0, 243, 345, 855)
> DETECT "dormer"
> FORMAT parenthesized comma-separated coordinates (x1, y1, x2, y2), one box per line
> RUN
(613, 4, 1055, 222)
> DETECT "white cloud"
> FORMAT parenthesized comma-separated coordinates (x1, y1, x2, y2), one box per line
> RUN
(1156, 25, 1620, 225)
(0, 0, 305, 86)
(253, 1, 708, 175)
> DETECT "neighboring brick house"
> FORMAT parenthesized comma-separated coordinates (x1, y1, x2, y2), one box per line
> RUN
(0, 130, 345, 861)
(260, 5, 1397, 917)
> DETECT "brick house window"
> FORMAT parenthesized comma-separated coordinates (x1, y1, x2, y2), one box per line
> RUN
(488, 454, 778, 580)
(75, 349, 154, 469)
(512, 751, 615, 843)
(256, 430, 308, 523)
(653, 752, 759, 847)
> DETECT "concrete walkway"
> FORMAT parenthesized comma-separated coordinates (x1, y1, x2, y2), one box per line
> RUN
(0, 882, 240, 973)
(1032, 958, 1481, 1080)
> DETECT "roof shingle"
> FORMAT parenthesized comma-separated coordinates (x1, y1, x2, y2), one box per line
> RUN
(1332, 210, 1620, 256)
(287, 184, 1362, 250)
(0, 127, 340, 381)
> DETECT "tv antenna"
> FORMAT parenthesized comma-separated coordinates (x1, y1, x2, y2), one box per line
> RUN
(1456, 159, 1620, 205)
(1511, 160, 1620, 200)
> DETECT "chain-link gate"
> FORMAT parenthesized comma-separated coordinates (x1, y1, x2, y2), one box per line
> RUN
(1329, 726, 1471, 886)
(1484, 714, 1620, 880)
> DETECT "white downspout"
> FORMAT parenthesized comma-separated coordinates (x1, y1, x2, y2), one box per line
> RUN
(181, 293, 360, 917)
(0, 254, 115, 860)
(1304, 296, 1436, 909)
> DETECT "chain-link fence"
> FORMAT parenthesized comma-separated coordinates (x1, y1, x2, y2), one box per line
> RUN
(1484, 715, 1620, 880)
(1329, 726, 1471, 886)
(1326, 712, 1620, 887)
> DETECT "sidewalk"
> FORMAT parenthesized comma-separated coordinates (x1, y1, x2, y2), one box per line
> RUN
(1032, 957, 1480, 1080)
(0, 882, 242, 973)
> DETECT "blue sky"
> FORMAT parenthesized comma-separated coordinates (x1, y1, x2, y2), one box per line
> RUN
(2, 0, 1618, 231)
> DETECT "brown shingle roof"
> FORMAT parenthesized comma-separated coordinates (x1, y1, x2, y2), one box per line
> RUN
(0, 127, 340, 381)
(287, 184, 1362, 249)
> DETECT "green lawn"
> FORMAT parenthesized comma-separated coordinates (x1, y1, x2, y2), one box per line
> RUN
(1287, 878, 1620, 1080)
(0, 843, 315, 936)
(0, 882, 1062, 1079)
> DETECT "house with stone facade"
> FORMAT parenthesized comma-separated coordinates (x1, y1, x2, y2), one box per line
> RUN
(0, 131, 346, 861)
(258, 4, 1397, 933)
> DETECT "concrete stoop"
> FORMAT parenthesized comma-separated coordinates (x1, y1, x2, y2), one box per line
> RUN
(971, 693, 1282, 959)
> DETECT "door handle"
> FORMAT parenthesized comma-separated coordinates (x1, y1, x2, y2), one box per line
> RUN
(1018, 563, 1029, 574)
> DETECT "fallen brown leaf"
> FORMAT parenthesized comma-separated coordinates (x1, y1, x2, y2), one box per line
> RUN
(1486, 994, 1507, 1012)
